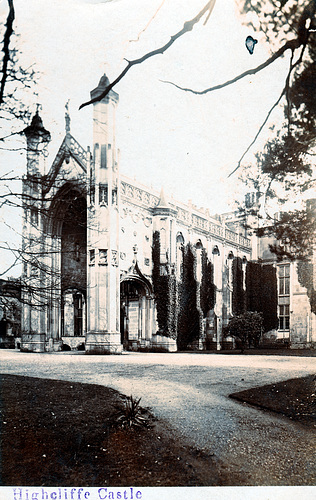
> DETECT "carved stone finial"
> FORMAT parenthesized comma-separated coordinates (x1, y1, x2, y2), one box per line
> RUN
(65, 100, 71, 135)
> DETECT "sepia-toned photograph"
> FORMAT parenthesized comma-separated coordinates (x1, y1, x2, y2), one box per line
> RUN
(0, 1, 315, 498)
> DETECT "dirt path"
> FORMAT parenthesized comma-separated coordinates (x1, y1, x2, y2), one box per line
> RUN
(1, 350, 315, 485)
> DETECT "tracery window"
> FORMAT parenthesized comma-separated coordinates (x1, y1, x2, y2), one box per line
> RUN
(176, 233, 184, 278)
(160, 228, 167, 263)
(99, 249, 108, 265)
(195, 240, 203, 282)
(99, 184, 108, 206)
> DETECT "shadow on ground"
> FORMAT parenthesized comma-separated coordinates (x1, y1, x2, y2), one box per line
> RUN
(230, 374, 316, 428)
(0, 374, 242, 487)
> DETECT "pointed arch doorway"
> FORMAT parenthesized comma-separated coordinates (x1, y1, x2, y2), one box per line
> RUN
(47, 183, 87, 349)
(120, 276, 154, 350)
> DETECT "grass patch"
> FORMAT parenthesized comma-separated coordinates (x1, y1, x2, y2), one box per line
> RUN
(0, 374, 239, 487)
(230, 374, 316, 427)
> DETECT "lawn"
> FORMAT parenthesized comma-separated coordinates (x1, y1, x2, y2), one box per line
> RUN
(230, 374, 316, 428)
(0, 375, 232, 487)
(1, 373, 314, 486)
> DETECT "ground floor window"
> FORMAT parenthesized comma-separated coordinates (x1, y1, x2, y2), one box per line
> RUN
(62, 290, 85, 337)
(279, 304, 290, 331)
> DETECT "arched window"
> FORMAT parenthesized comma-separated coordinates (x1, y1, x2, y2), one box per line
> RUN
(195, 240, 203, 282)
(176, 233, 184, 278)
(212, 245, 220, 256)
(227, 251, 234, 289)
(160, 228, 167, 263)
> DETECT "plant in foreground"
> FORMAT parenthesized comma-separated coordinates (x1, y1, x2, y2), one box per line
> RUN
(115, 395, 152, 429)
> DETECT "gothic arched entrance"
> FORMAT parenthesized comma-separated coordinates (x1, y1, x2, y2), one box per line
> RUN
(120, 277, 154, 350)
(47, 183, 87, 348)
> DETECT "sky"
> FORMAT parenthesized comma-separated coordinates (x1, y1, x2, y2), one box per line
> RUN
(0, 0, 291, 276)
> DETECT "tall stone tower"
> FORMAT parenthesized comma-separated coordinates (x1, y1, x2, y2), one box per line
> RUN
(21, 112, 51, 352)
(85, 75, 122, 353)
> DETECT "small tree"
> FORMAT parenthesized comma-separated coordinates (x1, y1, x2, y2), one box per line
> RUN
(225, 311, 263, 353)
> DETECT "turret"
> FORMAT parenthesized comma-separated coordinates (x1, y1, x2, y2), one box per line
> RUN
(21, 111, 50, 352)
(85, 75, 122, 353)
(23, 111, 51, 176)
(153, 188, 177, 266)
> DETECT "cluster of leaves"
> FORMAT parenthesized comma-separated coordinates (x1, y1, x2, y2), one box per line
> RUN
(257, 208, 316, 261)
(239, 0, 315, 48)
(239, 1, 316, 263)
(115, 396, 151, 430)
(224, 311, 263, 353)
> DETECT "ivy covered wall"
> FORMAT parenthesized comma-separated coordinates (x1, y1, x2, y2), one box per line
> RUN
(245, 261, 278, 332)
(200, 249, 216, 318)
(152, 234, 217, 349)
(177, 243, 200, 351)
(297, 260, 316, 315)
(152, 231, 177, 339)
(232, 257, 245, 316)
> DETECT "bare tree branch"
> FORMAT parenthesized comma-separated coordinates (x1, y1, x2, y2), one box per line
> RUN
(285, 49, 294, 135)
(129, 0, 166, 43)
(79, 0, 216, 110)
(228, 42, 308, 178)
(228, 90, 285, 178)
(162, 37, 305, 96)
(0, 0, 15, 106)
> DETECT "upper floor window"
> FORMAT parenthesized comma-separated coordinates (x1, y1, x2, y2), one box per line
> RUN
(90, 187, 95, 205)
(195, 240, 203, 282)
(89, 249, 95, 265)
(99, 184, 108, 206)
(176, 233, 184, 278)
(30, 208, 38, 226)
(278, 264, 290, 296)
(160, 228, 167, 263)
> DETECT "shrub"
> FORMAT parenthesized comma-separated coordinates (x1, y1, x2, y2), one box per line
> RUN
(115, 396, 151, 429)
(224, 311, 263, 353)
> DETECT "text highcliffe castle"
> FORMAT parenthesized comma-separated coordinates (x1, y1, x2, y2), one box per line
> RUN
(12, 487, 143, 500)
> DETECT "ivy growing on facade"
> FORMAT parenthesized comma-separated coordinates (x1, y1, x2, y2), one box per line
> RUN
(297, 261, 316, 315)
(245, 261, 278, 332)
(232, 257, 245, 316)
(177, 243, 200, 351)
(152, 231, 177, 339)
(200, 248, 216, 318)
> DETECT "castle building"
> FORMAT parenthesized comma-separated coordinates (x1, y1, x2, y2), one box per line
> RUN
(20, 75, 315, 353)
(222, 198, 316, 348)
(20, 76, 252, 353)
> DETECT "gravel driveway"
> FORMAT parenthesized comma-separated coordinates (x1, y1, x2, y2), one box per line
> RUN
(1, 350, 315, 485)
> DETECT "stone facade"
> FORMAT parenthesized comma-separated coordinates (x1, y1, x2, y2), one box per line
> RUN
(20, 75, 315, 353)
(20, 75, 253, 353)
(256, 236, 316, 349)
(222, 203, 316, 349)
